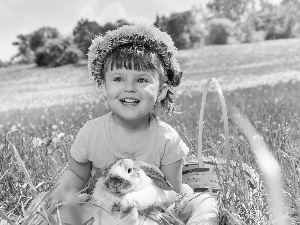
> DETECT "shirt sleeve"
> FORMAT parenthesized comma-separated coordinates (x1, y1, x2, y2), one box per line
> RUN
(70, 123, 90, 163)
(160, 125, 189, 166)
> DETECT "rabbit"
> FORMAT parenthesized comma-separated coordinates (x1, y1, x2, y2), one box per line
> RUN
(89, 158, 178, 214)
(25, 159, 178, 225)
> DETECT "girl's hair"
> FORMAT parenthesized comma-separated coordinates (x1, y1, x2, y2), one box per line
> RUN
(103, 43, 178, 114)
(88, 24, 183, 114)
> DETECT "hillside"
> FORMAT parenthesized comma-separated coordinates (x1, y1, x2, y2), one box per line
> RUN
(0, 38, 300, 113)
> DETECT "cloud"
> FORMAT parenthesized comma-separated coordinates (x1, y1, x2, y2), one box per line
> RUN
(0, 1, 12, 17)
(77, 0, 98, 20)
(0, 0, 25, 17)
(96, 2, 132, 24)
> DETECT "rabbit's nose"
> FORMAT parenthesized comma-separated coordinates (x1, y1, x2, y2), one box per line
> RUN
(109, 175, 123, 188)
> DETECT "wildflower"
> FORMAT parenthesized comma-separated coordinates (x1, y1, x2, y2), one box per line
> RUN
(11, 125, 17, 130)
(52, 125, 58, 130)
(59, 121, 64, 125)
(32, 137, 43, 148)
(57, 132, 65, 140)
(0, 220, 9, 225)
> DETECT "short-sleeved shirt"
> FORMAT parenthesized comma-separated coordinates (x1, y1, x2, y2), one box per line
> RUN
(70, 112, 189, 176)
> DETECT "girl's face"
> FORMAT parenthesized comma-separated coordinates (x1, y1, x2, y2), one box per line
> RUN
(104, 67, 165, 122)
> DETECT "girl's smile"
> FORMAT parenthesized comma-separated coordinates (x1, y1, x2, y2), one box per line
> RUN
(104, 67, 165, 124)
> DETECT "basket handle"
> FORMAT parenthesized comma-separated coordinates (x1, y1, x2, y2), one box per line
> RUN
(198, 78, 230, 176)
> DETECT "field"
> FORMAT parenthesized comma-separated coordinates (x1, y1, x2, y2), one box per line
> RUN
(1, 38, 300, 224)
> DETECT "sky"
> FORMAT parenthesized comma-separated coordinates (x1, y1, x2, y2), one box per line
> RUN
(0, 0, 208, 61)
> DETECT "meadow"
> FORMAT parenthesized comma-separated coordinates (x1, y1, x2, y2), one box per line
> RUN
(0, 38, 300, 224)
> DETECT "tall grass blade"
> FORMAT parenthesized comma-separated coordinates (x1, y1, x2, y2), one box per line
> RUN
(231, 106, 290, 225)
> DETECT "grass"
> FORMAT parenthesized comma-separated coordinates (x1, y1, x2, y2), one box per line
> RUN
(0, 38, 300, 224)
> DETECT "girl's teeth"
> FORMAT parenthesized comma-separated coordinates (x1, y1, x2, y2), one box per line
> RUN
(122, 99, 138, 103)
(121, 99, 139, 105)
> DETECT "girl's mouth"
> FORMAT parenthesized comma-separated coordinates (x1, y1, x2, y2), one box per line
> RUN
(120, 98, 140, 105)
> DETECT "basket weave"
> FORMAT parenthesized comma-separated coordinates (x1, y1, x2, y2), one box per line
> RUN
(182, 78, 230, 195)
(181, 78, 248, 225)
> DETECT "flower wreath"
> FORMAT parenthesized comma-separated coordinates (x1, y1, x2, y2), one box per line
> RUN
(88, 24, 182, 89)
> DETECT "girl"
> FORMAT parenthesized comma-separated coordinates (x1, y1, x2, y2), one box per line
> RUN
(44, 24, 218, 225)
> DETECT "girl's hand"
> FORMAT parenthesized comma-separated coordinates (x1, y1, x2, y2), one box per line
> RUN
(43, 194, 62, 213)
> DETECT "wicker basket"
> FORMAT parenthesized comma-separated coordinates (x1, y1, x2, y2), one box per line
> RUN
(182, 78, 230, 195)
(182, 78, 248, 225)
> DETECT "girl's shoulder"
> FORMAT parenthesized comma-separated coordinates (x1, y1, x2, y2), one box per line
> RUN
(152, 115, 179, 139)
(79, 112, 111, 133)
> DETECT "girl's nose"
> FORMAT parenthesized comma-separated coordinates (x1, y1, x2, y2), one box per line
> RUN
(123, 80, 137, 93)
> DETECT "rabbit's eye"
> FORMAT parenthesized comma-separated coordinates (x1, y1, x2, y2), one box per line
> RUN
(128, 168, 132, 173)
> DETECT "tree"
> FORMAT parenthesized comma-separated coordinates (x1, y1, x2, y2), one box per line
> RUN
(29, 27, 60, 52)
(246, 1, 300, 40)
(35, 38, 83, 67)
(11, 27, 60, 64)
(158, 10, 205, 49)
(205, 18, 236, 45)
(73, 18, 103, 56)
(11, 34, 34, 63)
(207, 0, 256, 22)
(73, 18, 132, 56)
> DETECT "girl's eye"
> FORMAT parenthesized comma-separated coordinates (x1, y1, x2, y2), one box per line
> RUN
(137, 78, 148, 83)
(113, 77, 123, 82)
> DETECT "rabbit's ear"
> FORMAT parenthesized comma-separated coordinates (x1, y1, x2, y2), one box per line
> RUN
(136, 161, 174, 191)
(88, 160, 117, 194)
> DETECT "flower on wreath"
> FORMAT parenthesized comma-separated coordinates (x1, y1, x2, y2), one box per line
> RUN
(88, 24, 182, 89)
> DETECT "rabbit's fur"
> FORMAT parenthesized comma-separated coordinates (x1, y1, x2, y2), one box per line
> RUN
(89, 158, 178, 213)
(26, 159, 178, 225)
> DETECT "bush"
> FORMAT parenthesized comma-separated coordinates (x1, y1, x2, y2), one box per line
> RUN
(35, 39, 65, 66)
(157, 10, 205, 49)
(35, 38, 82, 67)
(243, 2, 300, 42)
(56, 45, 84, 66)
(205, 18, 235, 45)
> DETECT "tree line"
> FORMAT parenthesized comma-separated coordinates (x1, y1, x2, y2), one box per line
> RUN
(2, 0, 299, 67)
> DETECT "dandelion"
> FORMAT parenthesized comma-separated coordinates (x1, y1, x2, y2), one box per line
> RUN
(41, 115, 46, 120)
(11, 125, 17, 130)
(32, 137, 43, 148)
(52, 125, 58, 130)
(57, 132, 65, 140)
(59, 121, 64, 125)
(0, 220, 8, 225)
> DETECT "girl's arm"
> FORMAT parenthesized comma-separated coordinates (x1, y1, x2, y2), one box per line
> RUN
(46, 156, 92, 207)
(160, 159, 183, 193)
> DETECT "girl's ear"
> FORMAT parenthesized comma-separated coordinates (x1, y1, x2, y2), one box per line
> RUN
(157, 84, 168, 102)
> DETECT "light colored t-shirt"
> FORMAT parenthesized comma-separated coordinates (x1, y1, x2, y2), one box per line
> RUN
(70, 112, 189, 176)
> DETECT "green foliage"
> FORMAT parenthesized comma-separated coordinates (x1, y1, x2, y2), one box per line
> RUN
(73, 19, 132, 57)
(235, 1, 300, 43)
(58, 45, 85, 66)
(29, 27, 60, 52)
(263, 2, 300, 40)
(73, 18, 103, 56)
(11, 27, 60, 65)
(35, 38, 82, 67)
(156, 10, 205, 49)
(206, 0, 255, 22)
(205, 18, 235, 45)
(11, 34, 34, 64)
